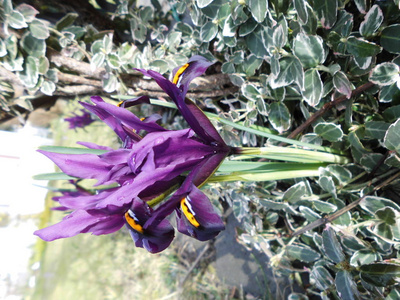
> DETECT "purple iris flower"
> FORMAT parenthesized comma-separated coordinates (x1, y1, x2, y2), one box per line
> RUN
(64, 109, 95, 129)
(35, 56, 231, 253)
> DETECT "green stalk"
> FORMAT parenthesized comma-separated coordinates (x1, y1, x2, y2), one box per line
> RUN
(238, 147, 351, 164)
(208, 169, 320, 183)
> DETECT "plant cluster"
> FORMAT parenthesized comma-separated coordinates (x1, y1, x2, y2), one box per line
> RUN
(2, 0, 400, 298)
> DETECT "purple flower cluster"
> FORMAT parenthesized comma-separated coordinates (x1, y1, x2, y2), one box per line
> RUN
(35, 56, 231, 253)
(64, 109, 95, 129)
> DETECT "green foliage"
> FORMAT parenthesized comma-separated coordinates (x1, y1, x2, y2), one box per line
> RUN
(2, 0, 400, 298)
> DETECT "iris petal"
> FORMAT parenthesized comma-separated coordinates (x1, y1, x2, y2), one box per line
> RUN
(176, 185, 224, 241)
(125, 198, 175, 253)
(34, 210, 125, 241)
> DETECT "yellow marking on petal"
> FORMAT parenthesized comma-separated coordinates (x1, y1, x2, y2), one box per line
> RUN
(125, 211, 144, 234)
(180, 197, 200, 228)
(117, 101, 124, 107)
(173, 63, 190, 85)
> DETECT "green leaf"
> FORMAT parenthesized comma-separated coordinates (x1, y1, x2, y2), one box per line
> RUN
(238, 18, 258, 37)
(354, 0, 367, 13)
(91, 52, 105, 70)
(286, 244, 321, 262)
(293, 33, 325, 68)
(196, 0, 214, 9)
(16, 4, 39, 22)
(200, 22, 218, 42)
(270, 56, 304, 90)
(39, 146, 108, 155)
(313, 200, 337, 213)
(350, 250, 380, 267)
(360, 196, 400, 216)
(376, 207, 397, 226)
(335, 271, 358, 300)
(242, 54, 263, 76)
(379, 83, 400, 103)
(314, 0, 337, 29)
(383, 105, 400, 123)
(19, 56, 39, 88)
(381, 25, 400, 54)
(346, 36, 381, 58)
(283, 182, 307, 203)
(384, 119, 400, 154)
(21, 33, 46, 57)
(102, 73, 118, 93)
(149, 59, 169, 74)
(293, 0, 308, 24)
(245, 27, 268, 58)
(40, 80, 56, 96)
(38, 56, 49, 75)
(365, 121, 390, 139)
(267, 101, 291, 133)
(248, 0, 268, 23)
(242, 83, 262, 102)
(322, 227, 345, 263)
(56, 13, 78, 31)
(360, 5, 383, 38)
(303, 68, 323, 107)
(331, 10, 353, 37)
(299, 206, 321, 221)
(333, 71, 352, 98)
(319, 176, 336, 195)
(130, 19, 147, 43)
(8, 10, 27, 29)
(314, 122, 343, 142)
(33, 172, 76, 180)
(360, 263, 400, 287)
(311, 266, 334, 290)
(29, 19, 50, 40)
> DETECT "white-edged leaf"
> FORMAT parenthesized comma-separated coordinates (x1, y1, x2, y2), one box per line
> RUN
(384, 119, 400, 153)
(248, 0, 268, 23)
(360, 5, 383, 38)
(303, 69, 323, 106)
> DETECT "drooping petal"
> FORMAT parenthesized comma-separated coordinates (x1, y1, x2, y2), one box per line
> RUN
(136, 68, 226, 145)
(38, 150, 113, 183)
(125, 198, 174, 253)
(34, 209, 125, 241)
(176, 185, 224, 241)
(171, 55, 214, 96)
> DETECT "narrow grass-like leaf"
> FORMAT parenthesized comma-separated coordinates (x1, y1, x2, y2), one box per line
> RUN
(39, 145, 108, 155)
(33, 172, 76, 180)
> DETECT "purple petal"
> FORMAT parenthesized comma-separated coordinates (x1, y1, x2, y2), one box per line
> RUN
(38, 150, 113, 182)
(34, 209, 125, 241)
(136, 68, 226, 145)
(125, 198, 174, 253)
(176, 185, 224, 241)
(89, 96, 165, 134)
(77, 141, 114, 151)
(64, 109, 95, 129)
(171, 55, 214, 96)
